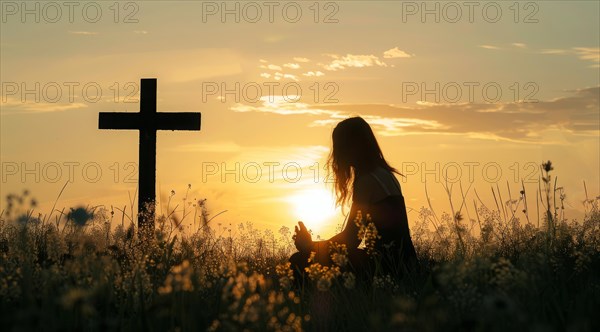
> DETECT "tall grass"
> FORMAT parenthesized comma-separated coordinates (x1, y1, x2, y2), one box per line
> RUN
(0, 162, 599, 331)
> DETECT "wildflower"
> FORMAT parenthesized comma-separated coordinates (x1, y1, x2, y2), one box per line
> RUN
(454, 212, 463, 222)
(61, 288, 95, 316)
(305, 262, 340, 292)
(355, 212, 380, 255)
(373, 274, 399, 292)
(542, 160, 553, 173)
(329, 242, 349, 267)
(275, 262, 294, 289)
(67, 206, 94, 226)
(342, 272, 355, 289)
(317, 278, 332, 291)
(207, 320, 220, 332)
(158, 260, 194, 294)
(490, 257, 525, 291)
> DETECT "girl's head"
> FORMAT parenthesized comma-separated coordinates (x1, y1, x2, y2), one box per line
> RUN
(328, 117, 397, 207)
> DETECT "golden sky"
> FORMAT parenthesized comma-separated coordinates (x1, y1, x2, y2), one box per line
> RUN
(1, 1, 599, 237)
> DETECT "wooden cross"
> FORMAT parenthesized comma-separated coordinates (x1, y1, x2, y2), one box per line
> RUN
(99, 78, 201, 233)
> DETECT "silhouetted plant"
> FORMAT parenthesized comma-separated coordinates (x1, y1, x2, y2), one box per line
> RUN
(0, 165, 598, 331)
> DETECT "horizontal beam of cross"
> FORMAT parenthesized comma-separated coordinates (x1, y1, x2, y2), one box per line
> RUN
(99, 113, 201, 131)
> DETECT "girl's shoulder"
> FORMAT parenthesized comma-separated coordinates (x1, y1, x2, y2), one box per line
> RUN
(354, 167, 402, 203)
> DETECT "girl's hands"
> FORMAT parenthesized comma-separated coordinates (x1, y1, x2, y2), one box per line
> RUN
(293, 221, 313, 253)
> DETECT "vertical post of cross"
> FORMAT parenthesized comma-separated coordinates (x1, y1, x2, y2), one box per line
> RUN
(98, 78, 201, 237)
(138, 78, 157, 233)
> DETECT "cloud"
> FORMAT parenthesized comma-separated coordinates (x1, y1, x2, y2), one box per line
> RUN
(267, 64, 282, 70)
(573, 47, 600, 67)
(310, 114, 446, 137)
(258, 62, 301, 81)
(0, 97, 88, 114)
(480, 44, 598, 68)
(542, 47, 599, 59)
(68, 31, 98, 35)
(479, 45, 501, 50)
(538, 47, 599, 67)
(230, 87, 599, 143)
(383, 47, 413, 58)
(540, 49, 568, 54)
(256, 49, 406, 81)
(541, 47, 599, 67)
(322, 54, 387, 71)
(231, 96, 338, 116)
(303, 71, 325, 77)
(273, 73, 299, 81)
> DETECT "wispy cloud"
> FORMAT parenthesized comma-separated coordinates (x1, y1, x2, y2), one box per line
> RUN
(231, 96, 338, 116)
(230, 87, 599, 143)
(303, 71, 325, 77)
(541, 47, 600, 67)
(479, 45, 501, 50)
(256, 48, 410, 81)
(483, 44, 599, 68)
(273, 73, 299, 81)
(293, 57, 310, 63)
(573, 47, 600, 67)
(383, 47, 413, 58)
(258, 61, 301, 81)
(261, 64, 282, 71)
(68, 31, 98, 35)
(283, 63, 301, 69)
(0, 97, 88, 114)
(322, 54, 387, 71)
(540, 49, 568, 54)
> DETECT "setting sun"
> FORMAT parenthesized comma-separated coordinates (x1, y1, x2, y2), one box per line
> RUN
(288, 188, 338, 235)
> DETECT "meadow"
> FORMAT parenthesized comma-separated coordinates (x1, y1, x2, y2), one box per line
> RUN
(0, 162, 599, 331)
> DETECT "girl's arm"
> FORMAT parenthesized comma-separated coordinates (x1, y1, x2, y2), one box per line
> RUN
(328, 201, 364, 249)
(305, 176, 371, 260)
(308, 200, 367, 256)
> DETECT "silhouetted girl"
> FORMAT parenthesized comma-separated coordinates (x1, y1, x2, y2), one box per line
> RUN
(290, 117, 418, 283)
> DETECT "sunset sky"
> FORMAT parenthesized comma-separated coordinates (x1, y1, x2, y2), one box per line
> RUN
(1, 1, 599, 237)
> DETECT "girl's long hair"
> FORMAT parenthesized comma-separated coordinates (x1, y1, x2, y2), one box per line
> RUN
(327, 117, 399, 208)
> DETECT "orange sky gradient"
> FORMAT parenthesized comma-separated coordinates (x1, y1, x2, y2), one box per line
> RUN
(1, 1, 599, 238)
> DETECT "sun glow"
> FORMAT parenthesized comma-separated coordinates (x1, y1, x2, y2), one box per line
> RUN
(288, 188, 339, 235)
